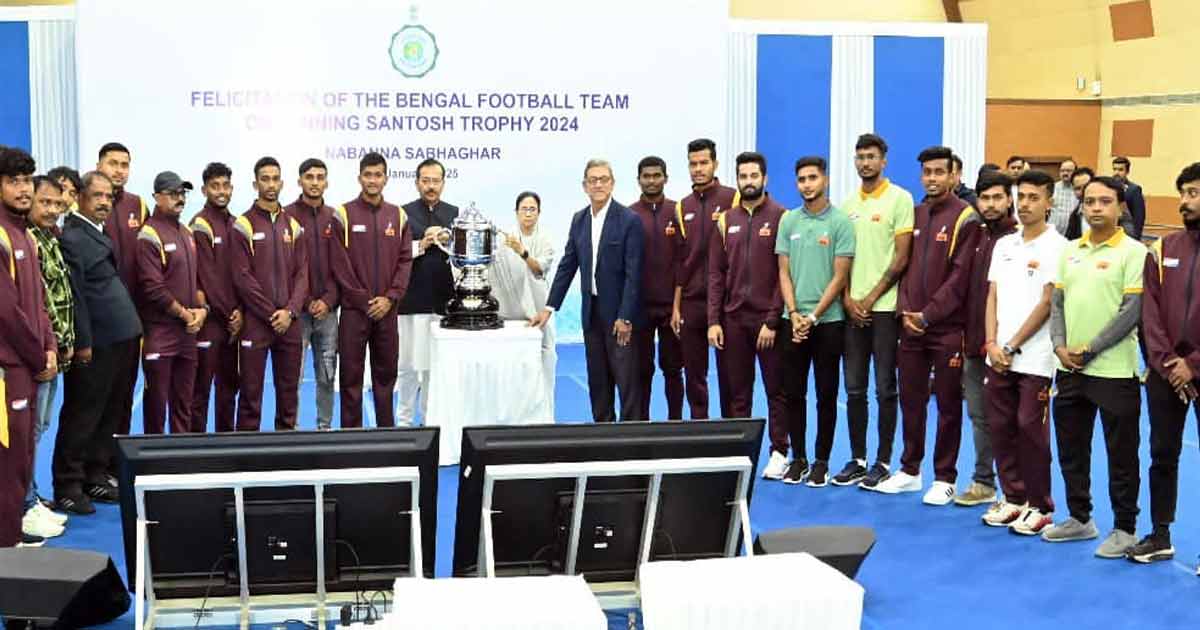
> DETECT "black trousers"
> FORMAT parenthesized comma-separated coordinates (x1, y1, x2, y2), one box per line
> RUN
(779, 321, 844, 462)
(583, 311, 641, 422)
(53, 338, 139, 498)
(842, 314, 899, 464)
(1145, 369, 1199, 529)
(1051, 370, 1141, 533)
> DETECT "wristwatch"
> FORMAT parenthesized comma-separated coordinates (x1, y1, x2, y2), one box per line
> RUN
(520, 250, 529, 260)
(1002, 344, 1020, 355)
(806, 313, 818, 325)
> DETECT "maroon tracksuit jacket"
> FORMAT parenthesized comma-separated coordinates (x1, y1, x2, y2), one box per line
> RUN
(674, 179, 739, 418)
(1144, 230, 1200, 379)
(707, 196, 786, 446)
(286, 198, 340, 311)
(103, 189, 146, 440)
(897, 193, 981, 482)
(0, 205, 55, 547)
(230, 204, 309, 431)
(190, 203, 240, 432)
(136, 210, 200, 434)
(330, 196, 413, 428)
(631, 196, 683, 419)
(964, 216, 1017, 358)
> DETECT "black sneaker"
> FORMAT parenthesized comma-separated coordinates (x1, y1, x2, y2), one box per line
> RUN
(85, 483, 119, 504)
(1127, 534, 1175, 564)
(104, 473, 119, 489)
(56, 494, 96, 515)
(858, 463, 891, 490)
(18, 532, 46, 547)
(806, 461, 830, 488)
(782, 459, 809, 485)
(831, 460, 868, 486)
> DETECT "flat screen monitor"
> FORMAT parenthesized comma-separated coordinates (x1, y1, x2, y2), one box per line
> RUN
(452, 419, 765, 582)
(116, 427, 439, 598)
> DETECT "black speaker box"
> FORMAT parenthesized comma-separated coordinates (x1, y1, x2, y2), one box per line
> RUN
(753, 526, 876, 579)
(0, 548, 130, 629)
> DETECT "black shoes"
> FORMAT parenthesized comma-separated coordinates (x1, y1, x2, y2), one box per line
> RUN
(85, 483, 119, 504)
(56, 494, 97, 515)
(782, 459, 810, 485)
(1127, 533, 1175, 564)
(831, 460, 868, 486)
(858, 463, 891, 490)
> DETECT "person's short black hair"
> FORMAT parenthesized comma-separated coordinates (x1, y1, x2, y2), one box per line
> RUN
(81, 170, 112, 192)
(637, 156, 667, 176)
(359, 152, 388, 174)
(1017, 169, 1056, 197)
(1006, 155, 1024, 167)
(1061, 157, 1077, 168)
(202, 162, 233, 184)
(917, 146, 953, 167)
(46, 166, 81, 192)
(977, 163, 1001, 181)
(1176, 162, 1200, 192)
(735, 151, 767, 176)
(97, 142, 130, 161)
(1085, 175, 1126, 203)
(253, 156, 281, 179)
(951, 154, 964, 173)
(414, 157, 443, 178)
(0, 145, 36, 178)
(686, 138, 717, 161)
(1071, 166, 1095, 182)
(794, 156, 827, 175)
(32, 174, 63, 194)
(298, 158, 327, 177)
(854, 133, 888, 156)
(514, 190, 541, 211)
(1113, 156, 1132, 171)
(975, 171, 1012, 196)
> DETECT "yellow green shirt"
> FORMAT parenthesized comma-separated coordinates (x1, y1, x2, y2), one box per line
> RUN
(840, 179, 914, 312)
(1055, 229, 1146, 378)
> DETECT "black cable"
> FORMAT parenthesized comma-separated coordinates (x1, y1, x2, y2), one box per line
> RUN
(369, 590, 390, 616)
(653, 530, 679, 560)
(335, 539, 379, 622)
(194, 553, 233, 630)
(527, 543, 556, 574)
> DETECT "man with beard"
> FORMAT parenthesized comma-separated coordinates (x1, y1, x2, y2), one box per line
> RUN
(953, 171, 1018, 507)
(230, 157, 309, 431)
(1129, 162, 1200, 567)
(774, 156, 854, 486)
(136, 172, 204, 434)
(396, 159, 457, 425)
(707, 152, 786, 474)
(55, 171, 141, 516)
(331, 152, 413, 428)
(671, 138, 739, 419)
(837, 133, 913, 489)
(285, 159, 339, 429)
(875, 146, 980, 504)
(0, 146, 57, 546)
(630, 156, 682, 419)
(980, 170, 1066, 534)
(190, 163, 241, 432)
(1042, 176, 1144, 559)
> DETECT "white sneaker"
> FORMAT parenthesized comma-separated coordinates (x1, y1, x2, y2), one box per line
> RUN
(762, 451, 788, 480)
(922, 481, 956, 506)
(32, 501, 68, 525)
(872, 471, 922, 494)
(981, 501, 1026, 527)
(22, 508, 65, 539)
(1009, 507, 1054, 536)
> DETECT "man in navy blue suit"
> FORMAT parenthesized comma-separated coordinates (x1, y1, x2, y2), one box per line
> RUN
(531, 158, 645, 422)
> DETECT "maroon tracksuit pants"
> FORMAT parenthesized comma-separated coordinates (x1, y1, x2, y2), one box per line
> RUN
(898, 330, 964, 482)
(679, 297, 725, 419)
(192, 334, 239, 432)
(338, 308, 398, 428)
(0, 366, 35, 547)
(718, 311, 785, 449)
(142, 353, 198, 434)
(984, 366, 1053, 511)
(637, 309, 684, 420)
(237, 332, 301, 431)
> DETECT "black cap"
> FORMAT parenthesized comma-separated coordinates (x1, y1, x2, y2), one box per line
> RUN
(153, 171, 194, 194)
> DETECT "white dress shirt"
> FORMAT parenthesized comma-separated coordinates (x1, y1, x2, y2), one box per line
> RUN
(73, 210, 105, 234)
(588, 199, 610, 296)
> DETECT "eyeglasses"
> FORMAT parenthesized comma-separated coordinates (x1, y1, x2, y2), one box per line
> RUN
(418, 178, 443, 186)
(585, 176, 612, 186)
(517, 207, 540, 214)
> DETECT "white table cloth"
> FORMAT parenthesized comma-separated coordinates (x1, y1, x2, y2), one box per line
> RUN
(425, 320, 552, 465)
(384, 575, 607, 630)
(639, 552, 864, 630)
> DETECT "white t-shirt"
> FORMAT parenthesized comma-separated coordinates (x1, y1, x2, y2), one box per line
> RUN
(986, 226, 1068, 378)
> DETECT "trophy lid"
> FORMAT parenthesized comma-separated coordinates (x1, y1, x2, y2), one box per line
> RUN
(453, 202, 493, 231)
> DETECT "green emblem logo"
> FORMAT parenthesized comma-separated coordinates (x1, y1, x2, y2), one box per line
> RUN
(389, 7, 438, 78)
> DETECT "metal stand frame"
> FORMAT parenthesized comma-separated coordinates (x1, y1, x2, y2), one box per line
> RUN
(476, 456, 755, 579)
(133, 466, 423, 630)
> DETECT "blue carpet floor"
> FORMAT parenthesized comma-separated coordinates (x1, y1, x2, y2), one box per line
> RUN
(16, 344, 1200, 629)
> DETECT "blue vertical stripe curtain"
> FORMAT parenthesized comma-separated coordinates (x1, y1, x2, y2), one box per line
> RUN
(0, 17, 78, 169)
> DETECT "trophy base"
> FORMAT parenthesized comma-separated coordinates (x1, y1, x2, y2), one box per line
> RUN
(440, 294, 504, 331)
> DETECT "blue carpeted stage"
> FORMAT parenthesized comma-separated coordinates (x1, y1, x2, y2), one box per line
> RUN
(22, 344, 1200, 629)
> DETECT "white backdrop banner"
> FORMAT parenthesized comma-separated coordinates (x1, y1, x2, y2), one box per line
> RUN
(75, 0, 727, 341)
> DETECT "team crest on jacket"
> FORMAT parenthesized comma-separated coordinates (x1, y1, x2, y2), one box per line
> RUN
(127, 213, 140, 229)
(323, 224, 333, 238)
(282, 229, 293, 243)
(665, 223, 676, 236)
(758, 225, 771, 237)
(385, 222, 396, 237)
(389, 6, 439, 78)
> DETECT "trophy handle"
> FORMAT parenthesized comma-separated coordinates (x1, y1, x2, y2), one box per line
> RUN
(434, 226, 453, 256)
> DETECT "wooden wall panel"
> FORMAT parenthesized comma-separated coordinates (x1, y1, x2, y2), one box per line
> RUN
(1111, 119, 1154, 158)
(1110, 1, 1155, 42)
(985, 99, 1101, 172)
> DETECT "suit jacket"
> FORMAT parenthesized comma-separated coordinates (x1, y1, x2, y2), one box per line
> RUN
(59, 213, 143, 349)
(547, 199, 644, 330)
(1123, 179, 1146, 240)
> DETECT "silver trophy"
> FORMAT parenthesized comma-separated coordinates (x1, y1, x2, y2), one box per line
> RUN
(436, 202, 504, 330)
